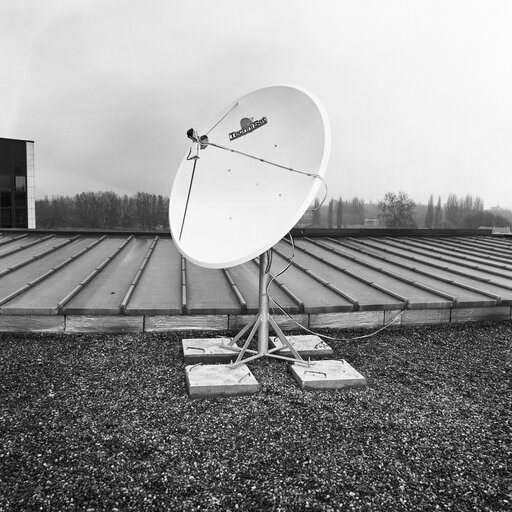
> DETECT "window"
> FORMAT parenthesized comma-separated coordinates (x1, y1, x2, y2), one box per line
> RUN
(0, 175, 12, 207)
(0, 208, 12, 228)
(0, 139, 10, 158)
(0, 191, 11, 207)
(15, 194, 27, 208)
(0, 158, 10, 175)
(14, 176, 26, 207)
(15, 176, 26, 192)
(15, 208, 27, 227)
(12, 140, 26, 160)
(0, 175, 11, 191)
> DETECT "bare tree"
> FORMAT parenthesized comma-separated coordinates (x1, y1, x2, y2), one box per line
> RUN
(378, 191, 416, 228)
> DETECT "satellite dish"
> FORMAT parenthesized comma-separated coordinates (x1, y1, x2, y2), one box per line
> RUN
(172, 85, 334, 384)
(169, 84, 331, 269)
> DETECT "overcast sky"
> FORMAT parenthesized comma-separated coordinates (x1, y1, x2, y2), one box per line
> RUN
(2, 0, 512, 208)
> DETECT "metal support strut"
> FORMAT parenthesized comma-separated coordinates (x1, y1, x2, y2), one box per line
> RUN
(227, 250, 306, 367)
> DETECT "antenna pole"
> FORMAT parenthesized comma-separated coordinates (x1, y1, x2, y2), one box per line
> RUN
(228, 250, 304, 367)
(258, 251, 270, 355)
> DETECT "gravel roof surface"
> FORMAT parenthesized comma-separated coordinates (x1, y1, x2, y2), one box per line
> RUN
(1, 322, 511, 511)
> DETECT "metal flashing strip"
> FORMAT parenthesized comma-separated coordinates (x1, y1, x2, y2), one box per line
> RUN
(419, 237, 512, 265)
(0, 235, 80, 279)
(291, 238, 411, 307)
(0, 306, 509, 333)
(480, 236, 512, 248)
(0, 234, 55, 258)
(448, 236, 512, 258)
(302, 237, 455, 305)
(398, 237, 512, 272)
(0, 234, 28, 247)
(367, 237, 512, 279)
(434, 236, 512, 260)
(272, 246, 359, 310)
(318, 237, 494, 305)
(16, 310, 512, 332)
(50, 236, 107, 267)
(222, 268, 248, 314)
(291, 227, 492, 239)
(456, 236, 512, 257)
(0, 236, 106, 309)
(468, 236, 512, 252)
(57, 236, 134, 313)
(337, 238, 509, 300)
(120, 236, 159, 314)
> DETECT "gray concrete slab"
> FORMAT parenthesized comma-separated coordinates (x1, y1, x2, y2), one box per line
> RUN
(182, 337, 240, 364)
(269, 334, 333, 358)
(270, 334, 332, 358)
(289, 359, 366, 391)
(185, 363, 259, 399)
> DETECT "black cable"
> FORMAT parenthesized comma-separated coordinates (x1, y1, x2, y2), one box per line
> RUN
(266, 233, 295, 295)
(265, 249, 273, 274)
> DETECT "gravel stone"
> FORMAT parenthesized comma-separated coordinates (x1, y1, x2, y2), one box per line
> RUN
(0, 321, 510, 511)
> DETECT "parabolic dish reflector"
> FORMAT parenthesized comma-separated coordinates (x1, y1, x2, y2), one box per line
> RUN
(169, 85, 331, 268)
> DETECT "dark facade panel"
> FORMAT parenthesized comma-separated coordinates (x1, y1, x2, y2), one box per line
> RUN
(0, 137, 35, 229)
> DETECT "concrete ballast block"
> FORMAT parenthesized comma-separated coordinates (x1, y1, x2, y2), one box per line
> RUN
(270, 334, 333, 358)
(185, 363, 259, 399)
(289, 359, 367, 391)
(182, 337, 240, 364)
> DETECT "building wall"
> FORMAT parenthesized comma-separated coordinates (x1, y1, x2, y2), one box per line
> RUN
(26, 141, 36, 229)
(0, 137, 34, 229)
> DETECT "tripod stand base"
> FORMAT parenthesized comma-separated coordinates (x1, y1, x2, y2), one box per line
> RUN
(181, 251, 366, 398)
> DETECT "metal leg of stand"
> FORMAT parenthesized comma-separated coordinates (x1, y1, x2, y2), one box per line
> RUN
(228, 314, 258, 346)
(230, 253, 269, 367)
(227, 250, 305, 367)
(234, 315, 261, 364)
(268, 315, 304, 363)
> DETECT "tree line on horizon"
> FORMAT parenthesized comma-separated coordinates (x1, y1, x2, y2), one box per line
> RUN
(36, 192, 169, 230)
(35, 190, 512, 230)
(300, 192, 512, 229)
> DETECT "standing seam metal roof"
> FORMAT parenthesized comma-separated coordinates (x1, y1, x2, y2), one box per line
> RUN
(0, 229, 511, 321)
